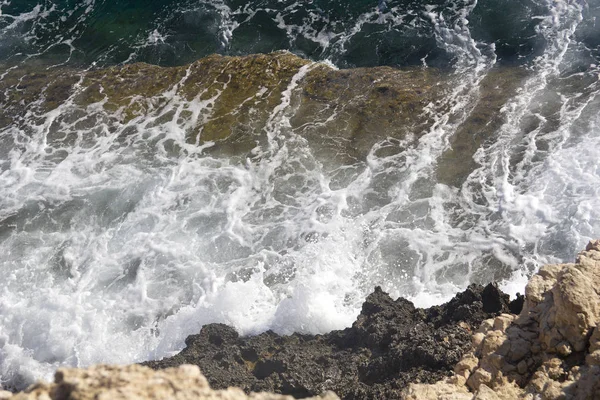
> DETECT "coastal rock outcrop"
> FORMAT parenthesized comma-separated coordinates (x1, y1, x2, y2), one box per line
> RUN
(403, 240, 600, 399)
(4, 241, 599, 400)
(143, 284, 516, 399)
(0, 364, 338, 400)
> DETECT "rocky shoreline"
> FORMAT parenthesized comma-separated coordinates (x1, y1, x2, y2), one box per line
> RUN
(0, 282, 517, 400)
(141, 283, 519, 399)
(4, 241, 600, 399)
(406, 239, 600, 399)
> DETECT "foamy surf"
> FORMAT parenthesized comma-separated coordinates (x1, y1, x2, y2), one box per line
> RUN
(0, 0, 599, 392)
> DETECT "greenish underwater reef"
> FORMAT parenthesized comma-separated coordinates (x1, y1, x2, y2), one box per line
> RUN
(0, 52, 527, 184)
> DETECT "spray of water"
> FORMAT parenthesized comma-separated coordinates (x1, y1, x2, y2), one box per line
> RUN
(0, 0, 599, 391)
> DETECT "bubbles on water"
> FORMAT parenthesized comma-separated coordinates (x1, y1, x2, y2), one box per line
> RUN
(457, 0, 594, 268)
(0, 0, 546, 68)
(1, 0, 600, 393)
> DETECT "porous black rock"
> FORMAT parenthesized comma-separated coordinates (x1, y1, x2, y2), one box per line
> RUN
(143, 283, 516, 399)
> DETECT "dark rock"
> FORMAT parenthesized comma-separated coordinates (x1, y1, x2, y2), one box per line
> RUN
(143, 284, 515, 399)
(426, 283, 511, 328)
(481, 283, 510, 313)
(509, 292, 525, 315)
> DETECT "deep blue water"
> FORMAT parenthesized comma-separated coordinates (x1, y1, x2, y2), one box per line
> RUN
(1, 0, 598, 69)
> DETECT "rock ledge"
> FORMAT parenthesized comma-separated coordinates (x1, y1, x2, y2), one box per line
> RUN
(143, 284, 515, 399)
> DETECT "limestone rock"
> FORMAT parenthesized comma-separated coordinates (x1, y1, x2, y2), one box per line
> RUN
(401, 240, 600, 400)
(5, 364, 338, 400)
(0, 391, 13, 400)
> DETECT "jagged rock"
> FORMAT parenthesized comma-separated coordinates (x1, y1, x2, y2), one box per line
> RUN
(144, 284, 513, 400)
(401, 240, 600, 400)
(14, 239, 598, 400)
(4, 364, 338, 400)
(402, 381, 473, 400)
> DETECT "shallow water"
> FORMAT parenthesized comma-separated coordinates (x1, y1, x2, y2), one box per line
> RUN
(1, 0, 599, 391)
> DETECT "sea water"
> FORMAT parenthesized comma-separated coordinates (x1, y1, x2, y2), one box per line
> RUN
(0, 0, 599, 390)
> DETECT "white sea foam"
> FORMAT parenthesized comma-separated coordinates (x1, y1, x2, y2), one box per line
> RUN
(457, 0, 591, 274)
(0, 0, 599, 392)
(0, 0, 99, 67)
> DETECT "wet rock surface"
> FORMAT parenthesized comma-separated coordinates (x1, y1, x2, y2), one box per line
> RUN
(0, 52, 529, 176)
(0, 53, 441, 162)
(143, 283, 518, 399)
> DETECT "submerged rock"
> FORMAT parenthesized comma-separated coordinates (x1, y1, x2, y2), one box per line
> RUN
(404, 240, 600, 399)
(0, 52, 528, 178)
(143, 283, 514, 399)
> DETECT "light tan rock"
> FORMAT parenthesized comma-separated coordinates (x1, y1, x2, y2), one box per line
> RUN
(473, 384, 500, 400)
(0, 391, 14, 400)
(480, 331, 508, 358)
(548, 266, 600, 352)
(486, 381, 532, 400)
(410, 240, 600, 400)
(467, 368, 492, 389)
(455, 354, 479, 380)
(478, 319, 495, 334)
(472, 332, 486, 351)
(401, 381, 472, 400)
(5, 364, 339, 400)
(589, 325, 600, 353)
(493, 314, 515, 332)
